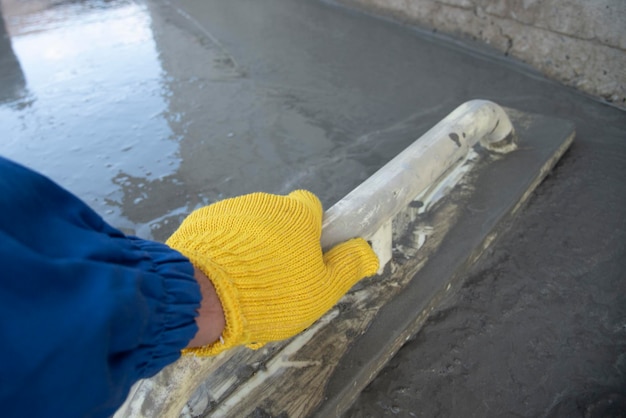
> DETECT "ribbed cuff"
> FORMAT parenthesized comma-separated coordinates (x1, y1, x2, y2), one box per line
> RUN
(179, 257, 244, 357)
(129, 237, 201, 377)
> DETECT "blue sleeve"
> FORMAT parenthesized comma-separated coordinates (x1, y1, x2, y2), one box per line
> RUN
(0, 157, 201, 418)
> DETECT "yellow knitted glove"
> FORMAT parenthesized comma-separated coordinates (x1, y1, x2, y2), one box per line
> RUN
(166, 190, 379, 356)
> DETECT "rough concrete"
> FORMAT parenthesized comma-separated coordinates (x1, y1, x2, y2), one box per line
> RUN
(347, 137, 626, 415)
(314, 109, 575, 417)
(334, 0, 626, 107)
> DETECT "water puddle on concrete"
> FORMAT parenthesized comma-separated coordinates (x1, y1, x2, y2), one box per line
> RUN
(0, 0, 414, 241)
(0, 0, 180, 237)
(2, 0, 529, 244)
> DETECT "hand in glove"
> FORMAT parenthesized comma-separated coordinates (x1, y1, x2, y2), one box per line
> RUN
(166, 190, 379, 356)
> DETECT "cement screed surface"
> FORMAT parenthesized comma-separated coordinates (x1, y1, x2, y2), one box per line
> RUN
(0, 0, 624, 417)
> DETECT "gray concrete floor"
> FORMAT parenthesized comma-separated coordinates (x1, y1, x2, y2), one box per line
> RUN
(1, 0, 625, 416)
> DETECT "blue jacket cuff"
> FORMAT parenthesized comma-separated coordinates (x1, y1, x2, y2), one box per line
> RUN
(128, 237, 201, 378)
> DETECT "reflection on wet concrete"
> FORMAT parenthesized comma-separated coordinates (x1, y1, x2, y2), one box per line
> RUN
(1, 0, 623, 240)
(1, 0, 416, 241)
(0, 0, 181, 238)
(1, 0, 451, 241)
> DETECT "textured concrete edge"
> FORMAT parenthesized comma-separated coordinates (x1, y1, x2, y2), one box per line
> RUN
(331, 0, 626, 109)
(311, 111, 576, 417)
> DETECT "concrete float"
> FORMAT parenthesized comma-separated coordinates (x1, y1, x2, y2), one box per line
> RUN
(114, 100, 574, 417)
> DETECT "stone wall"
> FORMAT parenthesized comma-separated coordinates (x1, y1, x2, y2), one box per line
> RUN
(337, 0, 626, 108)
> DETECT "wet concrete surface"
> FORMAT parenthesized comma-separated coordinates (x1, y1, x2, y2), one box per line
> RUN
(0, 0, 624, 416)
